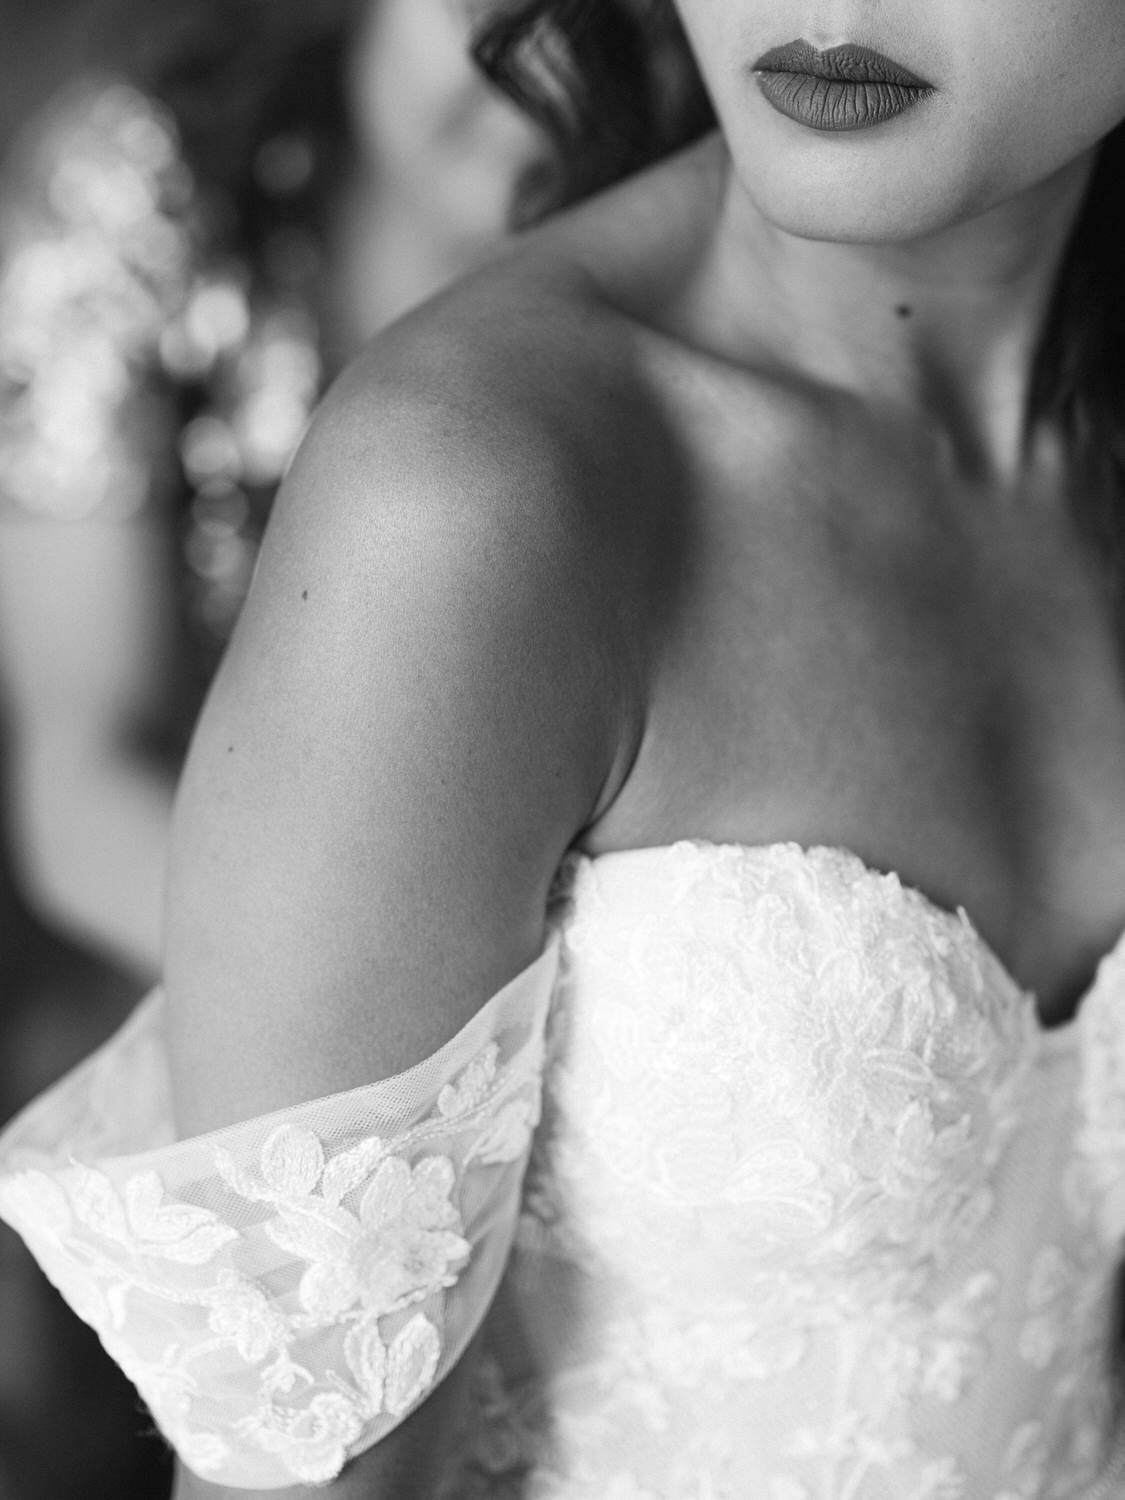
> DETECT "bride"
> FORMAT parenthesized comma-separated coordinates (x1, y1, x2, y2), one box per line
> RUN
(4, 1, 1125, 1496)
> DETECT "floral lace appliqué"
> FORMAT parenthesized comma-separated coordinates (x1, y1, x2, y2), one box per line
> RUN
(0, 971, 549, 1489)
(472, 843, 1124, 1500)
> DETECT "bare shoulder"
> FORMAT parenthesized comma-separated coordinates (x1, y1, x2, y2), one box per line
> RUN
(164, 142, 740, 1137)
(291, 261, 634, 592)
(163, 240, 655, 1135)
(263, 213, 695, 742)
(265, 243, 664, 796)
(280, 136, 732, 652)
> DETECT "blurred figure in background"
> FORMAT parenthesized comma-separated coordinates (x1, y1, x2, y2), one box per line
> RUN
(0, 3, 545, 1494)
(0, 0, 547, 983)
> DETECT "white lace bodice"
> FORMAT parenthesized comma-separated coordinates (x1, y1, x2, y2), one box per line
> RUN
(2, 841, 1125, 1497)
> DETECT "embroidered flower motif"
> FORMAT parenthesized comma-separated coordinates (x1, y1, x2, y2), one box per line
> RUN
(1019, 1244, 1076, 1370)
(622, 1298, 810, 1391)
(879, 1270, 998, 1405)
(202, 1271, 290, 1364)
(722, 1138, 834, 1245)
(0, 1169, 73, 1238)
(248, 1390, 367, 1485)
(215, 1125, 471, 1324)
(464, 1097, 540, 1166)
(239, 1311, 441, 1485)
(67, 1164, 239, 1265)
(176, 1429, 231, 1475)
(382, 1311, 442, 1414)
(909, 1456, 968, 1500)
(301, 1162, 464, 1321)
(336, 1308, 441, 1420)
(439, 1044, 500, 1117)
(996, 1420, 1048, 1500)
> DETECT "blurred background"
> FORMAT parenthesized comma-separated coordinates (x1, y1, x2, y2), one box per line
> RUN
(0, 2, 547, 1494)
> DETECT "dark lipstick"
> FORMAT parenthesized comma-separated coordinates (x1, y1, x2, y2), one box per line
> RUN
(752, 39, 935, 133)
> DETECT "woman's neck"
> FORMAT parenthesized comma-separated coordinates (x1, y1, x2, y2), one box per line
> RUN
(689, 139, 1100, 482)
(320, 162, 496, 367)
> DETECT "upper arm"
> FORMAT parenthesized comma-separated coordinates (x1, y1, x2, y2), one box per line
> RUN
(149, 351, 633, 1495)
(164, 357, 632, 1133)
(0, 268, 653, 1498)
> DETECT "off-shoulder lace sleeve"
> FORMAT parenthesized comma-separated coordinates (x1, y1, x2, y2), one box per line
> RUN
(0, 938, 559, 1489)
(0, 81, 194, 520)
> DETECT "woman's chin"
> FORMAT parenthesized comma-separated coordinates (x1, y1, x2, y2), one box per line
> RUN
(742, 167, 973, 248)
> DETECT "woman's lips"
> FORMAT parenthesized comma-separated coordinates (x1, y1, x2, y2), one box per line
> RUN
(752, 39, 935, 132)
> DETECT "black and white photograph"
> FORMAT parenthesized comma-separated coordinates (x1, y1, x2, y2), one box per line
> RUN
(1, 2, 1124, 1497)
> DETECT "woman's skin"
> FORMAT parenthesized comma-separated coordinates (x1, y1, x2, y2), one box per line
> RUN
(169, 1, 1125, 1495)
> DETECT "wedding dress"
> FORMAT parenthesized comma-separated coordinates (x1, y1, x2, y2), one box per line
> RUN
(3, 840, 1125, 1497)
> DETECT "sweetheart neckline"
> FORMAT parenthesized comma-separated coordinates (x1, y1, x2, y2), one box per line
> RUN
(570, 837, 1125, 1050)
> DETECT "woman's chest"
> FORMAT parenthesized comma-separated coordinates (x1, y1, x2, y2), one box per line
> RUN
(595, 404, 1125, 1016)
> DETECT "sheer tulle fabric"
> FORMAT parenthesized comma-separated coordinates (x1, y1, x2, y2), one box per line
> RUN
(4, 844, 1125, 1497)
(0, 941, 558, 1489)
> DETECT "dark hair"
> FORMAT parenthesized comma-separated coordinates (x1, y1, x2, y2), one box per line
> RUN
(474, 1, 1125, 529)
(473, 0, 714, 223)
(1031, 122, 1125, 548)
